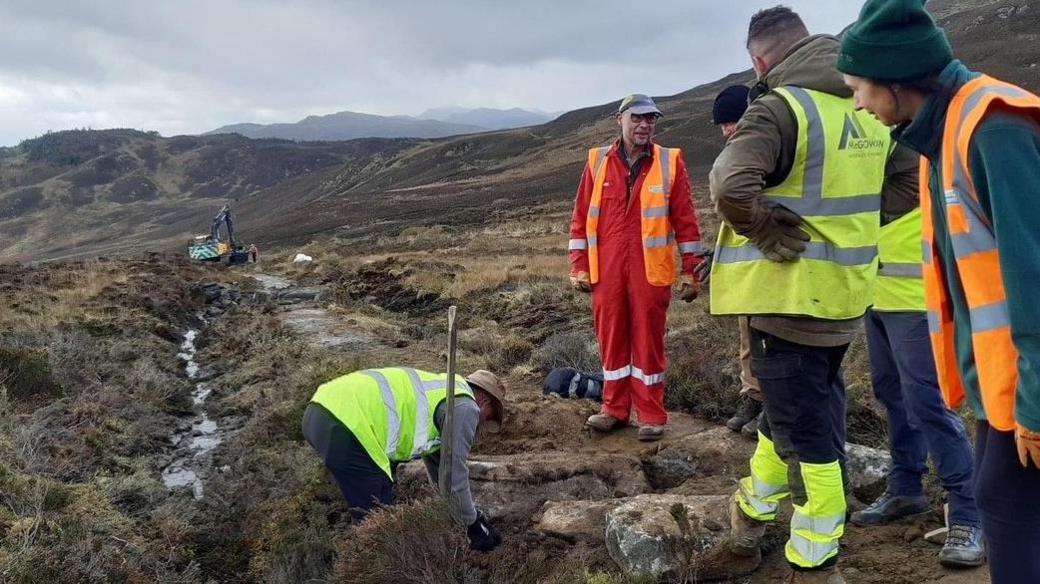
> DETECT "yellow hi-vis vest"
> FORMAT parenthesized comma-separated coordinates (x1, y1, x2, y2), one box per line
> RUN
(874, 208, 925, 312)
(710, 86, 890, 319)
(310, 368, 474, 479)
(585, 144, 688, 286)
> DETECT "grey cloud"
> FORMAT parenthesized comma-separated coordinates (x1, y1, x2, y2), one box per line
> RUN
(0, 1, 862, 145)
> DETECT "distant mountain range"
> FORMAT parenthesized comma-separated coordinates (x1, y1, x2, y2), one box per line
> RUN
(206, 107, 557, 142)
(418, 107, 558, 131)
(205, 110, 484, 142)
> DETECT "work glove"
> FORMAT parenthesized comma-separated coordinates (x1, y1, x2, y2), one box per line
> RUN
(569, 271, 591, 293)
(693, 250, 713, 286)
(751, 204, 810, 262)
(1016, 424, 1040, 469)
(467, 511, 502, 552)
(677, 274, 699, 303)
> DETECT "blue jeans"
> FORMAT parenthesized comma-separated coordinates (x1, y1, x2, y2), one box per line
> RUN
(865, 309, 979, 526)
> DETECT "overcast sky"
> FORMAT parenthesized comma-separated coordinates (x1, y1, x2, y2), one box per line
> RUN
(0, 1, 863, 146)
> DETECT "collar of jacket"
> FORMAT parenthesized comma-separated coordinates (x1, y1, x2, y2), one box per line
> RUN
(753, 34, 851, 101)
(892, 60, 977, 161)
(614, 138, 654, 164)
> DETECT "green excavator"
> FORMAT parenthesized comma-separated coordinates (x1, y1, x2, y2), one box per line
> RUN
(188, 204, 250, 265)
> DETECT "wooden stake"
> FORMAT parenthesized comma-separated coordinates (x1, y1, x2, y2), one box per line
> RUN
(439, 305, 458, 501)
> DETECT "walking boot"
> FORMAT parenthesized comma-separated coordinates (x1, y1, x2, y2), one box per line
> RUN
(939, 524, 986, 567)
(727, 395, 762, 432)
(637, 424, 665, 442)
(729, 492, 766, 556)
(850, 492, 930, 526)
(785, 567, 845, 583)
(585, 413, 624, 433)
(741, 411, 763, 440)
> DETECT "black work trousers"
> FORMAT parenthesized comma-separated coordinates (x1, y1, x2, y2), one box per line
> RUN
(302, 403, 394, 521)
(749, 327, 849, 489)
(975, 420, 1040, 584)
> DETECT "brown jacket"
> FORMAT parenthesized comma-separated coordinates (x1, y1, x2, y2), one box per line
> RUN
(709, 34, 918, 347)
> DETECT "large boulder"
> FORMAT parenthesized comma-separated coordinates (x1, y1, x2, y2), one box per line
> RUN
(604, 494, 761, 582)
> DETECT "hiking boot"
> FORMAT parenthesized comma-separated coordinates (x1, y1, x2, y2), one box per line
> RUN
(850, 492, 930, 526)
(785, 567, 845, 583)
(727, 396, 762, 432)
(729, 492, 766, 556)
(740, 410, 763, 440)
(939, 524, 986, 568)
(585, 413, 624, 433)
(637, 424, 666, 442)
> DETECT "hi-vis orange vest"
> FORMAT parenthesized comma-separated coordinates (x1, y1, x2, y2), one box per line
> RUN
(922, 75, 1040, 431)
(585, 144, 683, 286)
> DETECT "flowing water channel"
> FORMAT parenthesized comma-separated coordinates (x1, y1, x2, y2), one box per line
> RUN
(161, 328, 223, 499)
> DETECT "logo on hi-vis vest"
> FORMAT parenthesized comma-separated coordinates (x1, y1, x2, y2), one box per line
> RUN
(839, 113, 886, 151)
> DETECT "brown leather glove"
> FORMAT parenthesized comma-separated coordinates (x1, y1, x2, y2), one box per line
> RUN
(1016, 424, 1040, 468)
(569, 271, 591, 293)
(677, 274, 699, 303)
(751, 203, 810, 262)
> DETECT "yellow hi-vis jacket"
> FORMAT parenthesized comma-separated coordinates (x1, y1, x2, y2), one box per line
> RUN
(310, 367, 474, 479)
(710, 86, 890, 319)
(874, 208, 925, 312)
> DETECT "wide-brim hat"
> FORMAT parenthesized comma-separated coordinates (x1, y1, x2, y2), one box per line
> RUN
(467, 370, 506, 432)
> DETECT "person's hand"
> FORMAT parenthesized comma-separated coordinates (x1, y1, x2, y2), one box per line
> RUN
(752, 204, 810, 262)
(693, 250, 713, 286)
(569, 271, 591, 293)
(1016, 424, 1040, 468)
(467, 511, 502, 552)
(677, 274, 699, 303)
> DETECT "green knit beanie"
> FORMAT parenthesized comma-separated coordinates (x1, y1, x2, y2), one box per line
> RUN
(837, 0, 953, 82)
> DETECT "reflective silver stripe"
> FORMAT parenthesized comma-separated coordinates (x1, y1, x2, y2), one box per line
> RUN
(603, 365, 631, 381)
(922, 242, 933, 264)
(789, 511, 844, 565)
(592, 146, 610, 180)
(589, 207, 601, 218)
(783, 86, 826, 199)
(678, 241, 703, 254)
(588, 235, 598, 247)
(970, 301, 1011, 333)
(927, 311, 941, 334)
(642, 205, 669, 218)
(951, 86, 1031, 227)
(405, 369, 430, 458)
(752, 474, 787, 498)
(739, 478, 784, 517)
(951, 231, 996, 258)
(631, 366, 665, 386)
(361, 370, 400, 457)
(644, 233, 676, 248)
(790, 511, 845, 536)
(716, 243, 877, 266)
(568, 238, 588, 251)
(765, 193, 880, 217)
(568, 373, 581, 398)
(659, 146, 671, 196)
(878, 262, 922, 278)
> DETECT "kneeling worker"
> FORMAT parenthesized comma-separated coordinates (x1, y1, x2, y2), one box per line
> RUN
(302, 367, 506, 552)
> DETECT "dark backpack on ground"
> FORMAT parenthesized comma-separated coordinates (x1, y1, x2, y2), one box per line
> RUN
(543, 367, 603, 401)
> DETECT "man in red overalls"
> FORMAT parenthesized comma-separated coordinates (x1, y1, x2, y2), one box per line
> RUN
(569, 94, 705, 441)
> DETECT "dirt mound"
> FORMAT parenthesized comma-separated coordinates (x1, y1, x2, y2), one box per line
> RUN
(331, 258, 449, 317)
